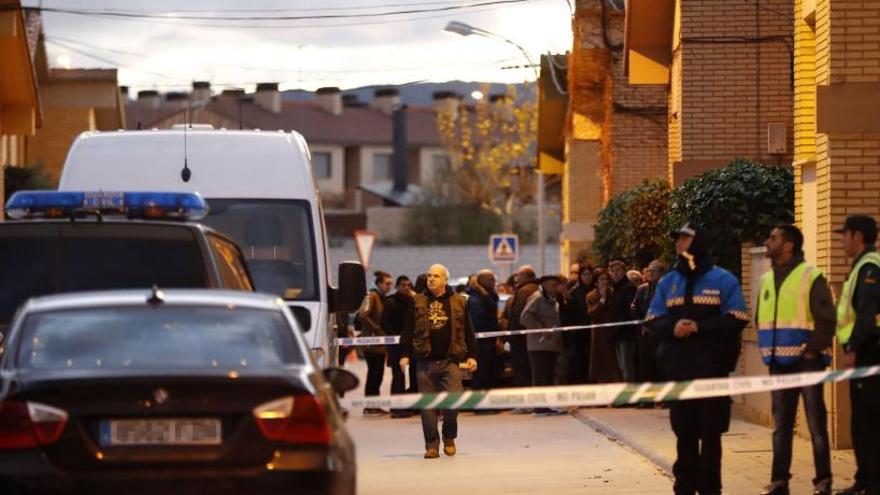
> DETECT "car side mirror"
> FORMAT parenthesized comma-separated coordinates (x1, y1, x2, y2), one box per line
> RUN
(323, 367, 359, 394)
(329, 262, 366, 313)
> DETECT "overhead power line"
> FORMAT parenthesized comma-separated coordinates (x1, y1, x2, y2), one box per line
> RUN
(27, 0, 534, 22)
(24, 2, 542, 30)
(46, 35, 521, 76)
(59, 0, 491, 14)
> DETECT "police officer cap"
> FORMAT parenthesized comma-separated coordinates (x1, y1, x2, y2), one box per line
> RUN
(834, 215, 878, 240)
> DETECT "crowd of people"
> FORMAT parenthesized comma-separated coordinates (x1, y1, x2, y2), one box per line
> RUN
(340, 215, 880, 495)
(344, 258, 670, 417)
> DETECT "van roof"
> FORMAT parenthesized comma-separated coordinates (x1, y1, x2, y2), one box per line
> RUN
(59, 129, 316, 200)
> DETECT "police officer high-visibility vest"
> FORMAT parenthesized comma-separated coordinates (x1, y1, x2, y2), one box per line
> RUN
(757, 262, 823, 366)
(836, 251, 880, 346)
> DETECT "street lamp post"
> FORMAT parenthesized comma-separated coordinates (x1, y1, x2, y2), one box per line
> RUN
(444, 21, 546, 275)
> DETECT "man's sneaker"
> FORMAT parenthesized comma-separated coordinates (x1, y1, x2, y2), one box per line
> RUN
(442, 438, 456, 456)
(760, 481, 789, 495)
(835, 483, 867, 495)
(363, 408, 388, 417)
(813, 478, 832, 495)
(424, 449, 439, 459)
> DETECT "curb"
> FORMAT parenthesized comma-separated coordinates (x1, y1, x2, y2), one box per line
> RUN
(574, 410, 673, 476)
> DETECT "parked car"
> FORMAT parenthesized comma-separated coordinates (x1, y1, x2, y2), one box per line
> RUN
(0, 289, 359, 495)
(59, 127, 367, 366)
(0, 191, 256, 339)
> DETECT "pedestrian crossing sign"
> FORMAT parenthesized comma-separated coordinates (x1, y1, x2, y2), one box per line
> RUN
(489, 234, 519, 264)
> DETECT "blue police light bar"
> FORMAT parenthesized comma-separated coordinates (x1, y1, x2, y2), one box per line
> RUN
(5, 191, 209, 221)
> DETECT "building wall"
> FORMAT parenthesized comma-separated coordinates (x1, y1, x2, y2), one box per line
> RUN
(561, 1, 668, 269)
(670, 0, 794, 183)
(609, 58, 668, 194)
(25, 106, 95, 185)
(791, 0, 880, 449)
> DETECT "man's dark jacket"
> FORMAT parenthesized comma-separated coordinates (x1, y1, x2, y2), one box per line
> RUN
(847, 246, 880, 365)
(610, 277, 638, 342)
(507, 279, 539, 331)
(466, 279, 499, 333)
(400, 287, 477, 362)
(647, 226, 748, 380)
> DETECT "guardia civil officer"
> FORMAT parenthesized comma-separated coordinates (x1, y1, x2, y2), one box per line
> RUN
(834, 215, 880, 495)
(647, 222, 750, 495)
(757, 225, 835, 495)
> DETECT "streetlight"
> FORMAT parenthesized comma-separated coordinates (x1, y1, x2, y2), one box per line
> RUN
(444, 20, 546, 275)
(443, 21, 539, 80)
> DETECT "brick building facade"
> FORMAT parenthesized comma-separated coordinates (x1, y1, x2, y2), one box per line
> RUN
(560, 0, 668, 269)
(793, 0, 880, 449)
(0, 1, 42, 215)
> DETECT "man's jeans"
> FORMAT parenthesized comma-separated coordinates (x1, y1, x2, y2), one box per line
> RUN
(615, 340, 637, 383)
(769, 358, 832, 486)
(416, 359, 463, 450)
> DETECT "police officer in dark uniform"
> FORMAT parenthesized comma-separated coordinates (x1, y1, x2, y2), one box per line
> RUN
(647, 222, 750, 495)
(834, 215, 880, 495)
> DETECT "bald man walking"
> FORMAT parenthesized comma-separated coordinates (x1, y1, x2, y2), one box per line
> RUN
(400, 264, 478, 459)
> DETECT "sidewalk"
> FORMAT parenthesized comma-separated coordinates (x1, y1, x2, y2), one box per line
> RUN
(575, 407, 857, 495)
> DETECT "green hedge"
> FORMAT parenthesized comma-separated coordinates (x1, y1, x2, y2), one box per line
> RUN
(593, 179, 671, 266)
(593, 160, 793, 273)
(666, 159, 793, 272)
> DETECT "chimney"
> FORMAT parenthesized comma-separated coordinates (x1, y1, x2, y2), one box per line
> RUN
(191, 81, 211, 103)
(315, 87, 342, 115)
(255, 82, 281, 114)
(392, 106, 408, 193)
(137, 90, 160, 110)
(342, 94, 365, 107)
(120, 86, 129, 100)
(219, 88, 246, 100)
(165, 91, 189, 110)
(489, 93, 513, 119)
(372, 88, 400, 115)
(432, 91, 461, 118)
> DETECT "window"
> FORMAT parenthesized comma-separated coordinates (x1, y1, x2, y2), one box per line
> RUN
(204, 199, 318, 301)
(432, 154, 452, 174)
(373, 153, 392, 181)
(312, 151, 332, 180)
(209, 234, 254, 291)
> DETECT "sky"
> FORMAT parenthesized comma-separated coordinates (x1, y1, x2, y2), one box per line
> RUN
(26, 0, 574, 94)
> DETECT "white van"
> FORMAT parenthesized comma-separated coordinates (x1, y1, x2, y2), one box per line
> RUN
(58, 127, 366, 367)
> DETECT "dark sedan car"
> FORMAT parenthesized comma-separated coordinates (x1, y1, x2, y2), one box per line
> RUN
(0, 289, 358, 495)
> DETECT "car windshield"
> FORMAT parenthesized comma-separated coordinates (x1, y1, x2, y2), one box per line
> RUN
(17, 306, 303, 370)
(203, 199, 318, 301)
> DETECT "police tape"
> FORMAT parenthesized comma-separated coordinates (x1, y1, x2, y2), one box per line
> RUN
(341, 365, 880, 410)
(334, 320, 647, 347)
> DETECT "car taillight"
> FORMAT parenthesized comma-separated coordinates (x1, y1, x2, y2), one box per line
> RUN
(0, 400, 68, 449)
(253, 395, 330, 445)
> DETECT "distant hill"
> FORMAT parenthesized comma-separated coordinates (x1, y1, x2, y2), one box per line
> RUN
(282, 81, 532, 107)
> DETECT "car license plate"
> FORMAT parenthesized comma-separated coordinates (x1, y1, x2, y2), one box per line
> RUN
(100, 418, 221, 446)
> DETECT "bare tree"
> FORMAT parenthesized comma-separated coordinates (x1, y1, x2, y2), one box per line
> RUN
(434, 85, 538, 232)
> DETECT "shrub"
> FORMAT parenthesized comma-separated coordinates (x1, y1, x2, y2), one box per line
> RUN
(593, 179, 671, 266)
(665, 159, 794, 273)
